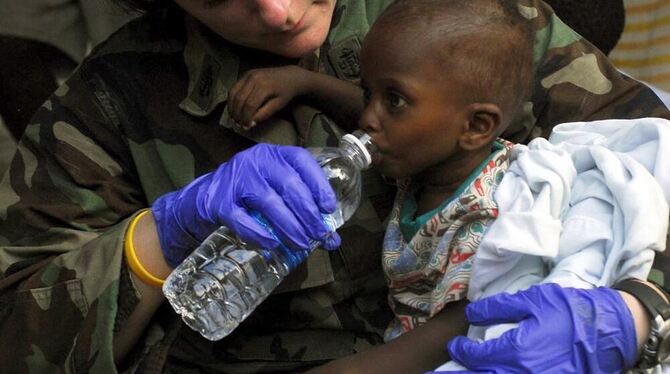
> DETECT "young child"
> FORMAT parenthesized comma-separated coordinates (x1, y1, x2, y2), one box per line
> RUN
(228, 0, 534, 340)
(357, 0, 534, 340)
(352, 3, 668, 372)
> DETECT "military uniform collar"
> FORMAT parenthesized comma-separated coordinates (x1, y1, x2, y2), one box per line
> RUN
(177, 1, 367, 145)
(179, 16, 325, 141)
(179, 16, 240, 118)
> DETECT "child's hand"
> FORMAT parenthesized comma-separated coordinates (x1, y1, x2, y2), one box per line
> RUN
(228, 65, 313, 130)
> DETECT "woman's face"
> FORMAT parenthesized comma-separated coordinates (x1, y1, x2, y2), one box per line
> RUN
(174, 0, 337, 58)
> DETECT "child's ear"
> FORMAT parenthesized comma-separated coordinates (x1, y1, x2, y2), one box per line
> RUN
(459, 103, 502, 151)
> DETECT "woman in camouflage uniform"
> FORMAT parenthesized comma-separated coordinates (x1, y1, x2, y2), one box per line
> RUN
(0, 0, 668, 373)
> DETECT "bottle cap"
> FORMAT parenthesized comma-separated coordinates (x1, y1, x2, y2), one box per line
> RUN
(342, 132, 373, 168)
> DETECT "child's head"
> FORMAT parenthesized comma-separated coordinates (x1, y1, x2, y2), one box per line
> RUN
(359, 0, 533, 180)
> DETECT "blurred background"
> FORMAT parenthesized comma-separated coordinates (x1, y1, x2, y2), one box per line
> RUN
(610, 0, 670, 93)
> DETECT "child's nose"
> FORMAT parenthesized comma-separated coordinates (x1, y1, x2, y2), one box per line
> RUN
(359, 104, 381, 133)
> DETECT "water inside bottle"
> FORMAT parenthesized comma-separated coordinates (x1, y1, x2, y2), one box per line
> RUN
(163, 132, 373, 341)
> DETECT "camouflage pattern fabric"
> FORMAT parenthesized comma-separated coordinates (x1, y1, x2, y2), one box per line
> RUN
(0, 0, 668, 373)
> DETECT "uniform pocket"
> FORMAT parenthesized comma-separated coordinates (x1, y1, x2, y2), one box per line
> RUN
(0, 278, 89, 371)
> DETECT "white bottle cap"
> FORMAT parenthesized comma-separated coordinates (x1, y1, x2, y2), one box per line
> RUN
(342, 133, 372, 167)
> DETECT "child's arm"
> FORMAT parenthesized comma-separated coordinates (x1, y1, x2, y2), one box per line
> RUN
(228, 65, 363, 131)
(307, 299, 469, 374)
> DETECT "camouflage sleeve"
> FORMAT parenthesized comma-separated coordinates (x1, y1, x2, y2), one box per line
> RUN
(0, 68, 147, 372)
(504, 0, 670, 144)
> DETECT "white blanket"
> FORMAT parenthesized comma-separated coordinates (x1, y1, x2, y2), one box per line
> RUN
(438, 117, 670, 371)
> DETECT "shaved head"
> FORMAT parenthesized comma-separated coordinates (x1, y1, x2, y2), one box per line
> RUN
(369, 0, 534, 128)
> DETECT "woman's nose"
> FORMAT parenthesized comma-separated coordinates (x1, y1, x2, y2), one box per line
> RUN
(254, 0, 293, 30)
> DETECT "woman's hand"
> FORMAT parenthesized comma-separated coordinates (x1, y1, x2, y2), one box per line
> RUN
(445, 284, 638, 373)
(228, 65, 315, 129)
(151, 143, 339, 267)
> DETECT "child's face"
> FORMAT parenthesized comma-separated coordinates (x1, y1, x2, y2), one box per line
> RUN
(359, 29, 469, 180)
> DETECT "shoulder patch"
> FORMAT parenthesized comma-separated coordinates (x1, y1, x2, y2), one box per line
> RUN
(328, 36, 363, 82)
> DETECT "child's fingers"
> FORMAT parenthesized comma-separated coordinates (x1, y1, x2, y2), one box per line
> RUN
(228, 76, 246, 116)
(251, 97, 289, 125)
(232, 85, 256, 124)
(240, 87, 273, 127)
(230, 78, 256, 125)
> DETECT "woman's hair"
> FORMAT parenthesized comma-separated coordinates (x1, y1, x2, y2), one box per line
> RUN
(543, 0, 625, 55)
(112, 0, 170, 12)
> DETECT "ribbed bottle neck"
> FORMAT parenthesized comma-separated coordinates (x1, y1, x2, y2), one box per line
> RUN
(340, 130, 376, 170)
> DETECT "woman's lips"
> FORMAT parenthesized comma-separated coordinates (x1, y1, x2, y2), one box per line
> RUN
(287, 10, 308, 34)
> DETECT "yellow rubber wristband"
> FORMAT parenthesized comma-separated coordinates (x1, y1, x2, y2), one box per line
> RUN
(124, 209, 165, 288)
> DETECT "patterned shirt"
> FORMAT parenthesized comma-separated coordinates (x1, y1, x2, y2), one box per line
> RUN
(383, 141, 512, 340)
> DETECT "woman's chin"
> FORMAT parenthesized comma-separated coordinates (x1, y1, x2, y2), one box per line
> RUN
(271, 32, 328, 58)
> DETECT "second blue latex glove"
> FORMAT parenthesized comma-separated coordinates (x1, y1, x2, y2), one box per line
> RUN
(152, 143, 340, 268)
(447, 283, 638, 373)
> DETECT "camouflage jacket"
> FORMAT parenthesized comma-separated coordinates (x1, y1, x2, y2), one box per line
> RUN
(0, 1, 668, 373)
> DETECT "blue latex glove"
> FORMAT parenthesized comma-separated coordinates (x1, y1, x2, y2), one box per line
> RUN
(152, 143, 339, 267)
(446, 283, 638, 373)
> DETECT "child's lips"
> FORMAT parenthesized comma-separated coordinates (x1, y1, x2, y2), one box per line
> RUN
(371, 152, 384, 166)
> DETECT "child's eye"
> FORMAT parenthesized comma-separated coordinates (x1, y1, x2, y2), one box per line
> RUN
(362, 87, 372, 105)
(387, 91, 407, 110)
(204, 0, 227, 9)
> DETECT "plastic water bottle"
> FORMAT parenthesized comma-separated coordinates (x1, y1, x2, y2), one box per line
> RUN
(163, 131, 377, 341)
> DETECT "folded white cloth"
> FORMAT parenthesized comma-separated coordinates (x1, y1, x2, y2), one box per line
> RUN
(470, 117, 670, 300)
(439, 117, 670, 372)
